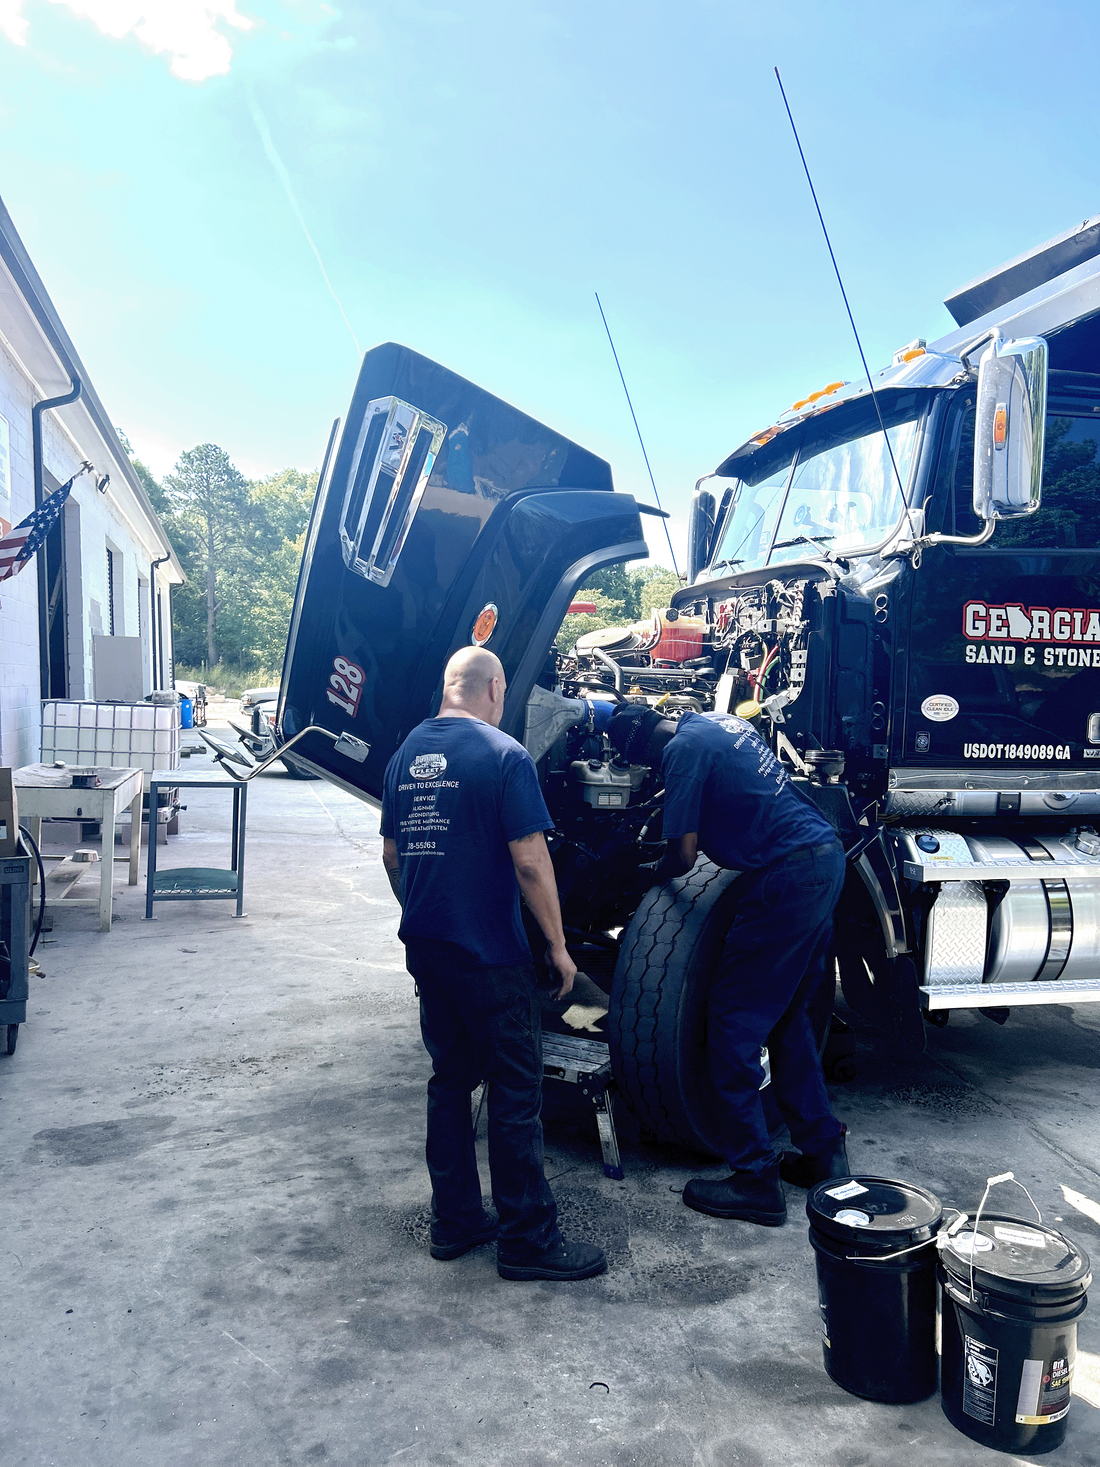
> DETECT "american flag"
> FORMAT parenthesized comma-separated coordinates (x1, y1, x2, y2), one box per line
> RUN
(0, 477, 75, 583)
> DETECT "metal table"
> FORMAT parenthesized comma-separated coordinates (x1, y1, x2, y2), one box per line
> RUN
(14, 764, 143, 932)
(145, 772, 246, 919)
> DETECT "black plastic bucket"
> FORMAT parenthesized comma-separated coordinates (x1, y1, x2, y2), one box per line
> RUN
(807, 1175, 942, 1403)
(939, 1214, 1091, 1455)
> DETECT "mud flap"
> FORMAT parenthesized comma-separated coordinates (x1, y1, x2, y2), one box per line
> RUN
(836, 869, 925, 1051)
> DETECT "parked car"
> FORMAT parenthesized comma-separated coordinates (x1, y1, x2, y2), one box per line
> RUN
(239, 686, 279, 713)
(228, 696, 317, 780)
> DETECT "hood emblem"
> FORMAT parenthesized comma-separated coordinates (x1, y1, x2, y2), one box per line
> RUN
(410, 752, 447, 780)
(471, 603, 498, 645)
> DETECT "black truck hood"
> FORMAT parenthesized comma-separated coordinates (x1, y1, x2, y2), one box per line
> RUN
(279, 342, 648, 803)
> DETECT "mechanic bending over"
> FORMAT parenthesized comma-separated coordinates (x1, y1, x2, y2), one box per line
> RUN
(381, 646, 606, 1282)
(608, 705, 849, 1228)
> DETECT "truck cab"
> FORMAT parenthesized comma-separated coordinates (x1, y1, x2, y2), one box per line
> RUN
(279, 219, 1100, 1156)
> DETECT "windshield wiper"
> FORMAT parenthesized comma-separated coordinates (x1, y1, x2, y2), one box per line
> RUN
(772, 533, 835, 553)
(704, 557, 744, 575)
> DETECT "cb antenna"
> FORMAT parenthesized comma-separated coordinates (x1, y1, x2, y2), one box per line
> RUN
(773, 67, 904, 498)
(595, 292, 681, 577)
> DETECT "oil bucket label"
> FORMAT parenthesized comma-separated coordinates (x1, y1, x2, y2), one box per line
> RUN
(994, 1224, 1046, 1247)
(963, 1336, 998, 1424)
(1015, 1355, 1072, 1425)
(824, 1180, 868, 1201)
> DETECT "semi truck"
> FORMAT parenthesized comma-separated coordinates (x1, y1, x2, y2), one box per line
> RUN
(278, 216, 1100, 1155)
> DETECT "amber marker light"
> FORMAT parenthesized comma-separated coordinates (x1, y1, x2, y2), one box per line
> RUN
(471, 603, 499, 644)
(993, 403, 1008, 449)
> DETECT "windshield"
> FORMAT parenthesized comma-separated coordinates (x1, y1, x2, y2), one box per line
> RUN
(703, 397, 923, 577)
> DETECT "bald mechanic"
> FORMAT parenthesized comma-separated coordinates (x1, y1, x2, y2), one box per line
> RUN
(381, 647, 606, 1282)
(608, 705, 849, 1227)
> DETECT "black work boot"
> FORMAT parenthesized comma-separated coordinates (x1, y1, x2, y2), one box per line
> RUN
(497, 1237, 607, 1281)
(429, 1211, 499, 1260)
(682, 1163, 786, 1226)
(779, 1135, 850, 1190)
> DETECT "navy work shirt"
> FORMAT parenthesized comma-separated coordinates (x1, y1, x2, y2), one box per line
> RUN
(381, 717, 552, 966)
(662, 712, 835, 871)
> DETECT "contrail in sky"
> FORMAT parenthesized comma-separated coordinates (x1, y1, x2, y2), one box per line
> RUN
(245, 83, 362, 357)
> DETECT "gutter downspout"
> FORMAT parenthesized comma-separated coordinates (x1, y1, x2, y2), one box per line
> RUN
(33, 375, 82, 698)
(150, 552, 171, 691)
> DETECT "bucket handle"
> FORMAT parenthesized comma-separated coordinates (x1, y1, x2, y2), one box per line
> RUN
(845, 1208, 968, 1263)
(968, 1172, 1042, 1303)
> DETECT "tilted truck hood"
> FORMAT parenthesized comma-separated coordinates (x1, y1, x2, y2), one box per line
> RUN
(279, 342, 648, 805)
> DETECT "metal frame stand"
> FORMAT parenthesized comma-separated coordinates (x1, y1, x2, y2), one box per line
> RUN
(145, 775, 247, 919)
(542, 1032, 623, 1180)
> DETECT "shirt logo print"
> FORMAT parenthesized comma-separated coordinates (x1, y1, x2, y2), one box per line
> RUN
(410, 752, 447, 780)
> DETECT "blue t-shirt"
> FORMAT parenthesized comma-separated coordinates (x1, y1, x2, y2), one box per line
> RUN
(381, 717, 552, 965)
(661, 711, 836, 871)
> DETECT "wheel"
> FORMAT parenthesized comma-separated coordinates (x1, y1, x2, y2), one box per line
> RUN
(827, 1056, 857, 1083)
(607, 859, 834, 1158)
(5, 1024, 18, 1056)
(282, 755, 320, 780)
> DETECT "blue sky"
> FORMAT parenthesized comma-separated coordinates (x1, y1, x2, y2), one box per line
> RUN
(2, 1, 1100, 563)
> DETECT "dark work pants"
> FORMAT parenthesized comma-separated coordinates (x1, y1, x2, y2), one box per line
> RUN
(403, 938, 559, 1254)
(708, 840, 846, 1174)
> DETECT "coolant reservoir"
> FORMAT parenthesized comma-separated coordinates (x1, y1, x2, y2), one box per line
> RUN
(650, 611, 707, 662)
(569, 759, 632, 809)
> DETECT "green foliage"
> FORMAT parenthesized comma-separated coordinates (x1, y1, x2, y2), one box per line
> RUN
(633, 565, 682, 617)
(996, 417, 1100, 549)
(175, 662, 283, 698)
(126, 439, 317, 677)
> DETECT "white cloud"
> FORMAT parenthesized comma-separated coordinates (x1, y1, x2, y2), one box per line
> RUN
(0, 0, 29, 45)
(3, 0, 254, 80)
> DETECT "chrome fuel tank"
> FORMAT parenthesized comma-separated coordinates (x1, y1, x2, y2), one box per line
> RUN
(898, 829, 1100, 990)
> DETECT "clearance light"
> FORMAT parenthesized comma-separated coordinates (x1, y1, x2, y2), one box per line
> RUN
(993, 403, 1008, 449)
(750, 424, 782, 446)
(892, 338, 927, 365)
(791, 380, 846, 412)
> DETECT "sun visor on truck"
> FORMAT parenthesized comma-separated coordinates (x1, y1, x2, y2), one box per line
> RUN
(279, 342, 647, 806)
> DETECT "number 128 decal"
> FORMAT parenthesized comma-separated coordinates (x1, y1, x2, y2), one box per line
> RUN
(326, 656, 365, 717)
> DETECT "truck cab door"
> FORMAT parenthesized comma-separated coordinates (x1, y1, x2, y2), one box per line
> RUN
(279, 342, 648, 803)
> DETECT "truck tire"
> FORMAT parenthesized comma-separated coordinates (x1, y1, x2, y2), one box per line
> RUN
(607, 858, 833, 1158)
(282, 754, 320, 781)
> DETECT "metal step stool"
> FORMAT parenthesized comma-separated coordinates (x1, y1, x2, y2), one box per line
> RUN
(542, 1032, 623, 1180)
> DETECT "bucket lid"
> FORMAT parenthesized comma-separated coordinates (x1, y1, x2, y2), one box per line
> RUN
(940, 1213, 1092, 1303)
(807, 1175, 942, 1247)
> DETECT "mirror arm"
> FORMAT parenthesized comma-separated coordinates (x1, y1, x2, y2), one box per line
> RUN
(956, 327, 1001, 374)
(903, 517, 996, 566)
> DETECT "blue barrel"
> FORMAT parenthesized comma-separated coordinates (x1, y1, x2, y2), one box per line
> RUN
(179, 696, 194, 729)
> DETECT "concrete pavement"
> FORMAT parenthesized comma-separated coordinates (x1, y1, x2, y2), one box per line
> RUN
(3, 731, 1100, 1465)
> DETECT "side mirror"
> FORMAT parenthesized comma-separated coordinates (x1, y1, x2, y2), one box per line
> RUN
(973, 335, 1047, 521)
(687, 484, 717, 581)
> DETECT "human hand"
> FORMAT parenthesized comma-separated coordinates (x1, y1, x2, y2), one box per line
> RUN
(546, 942, 577, 1000)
